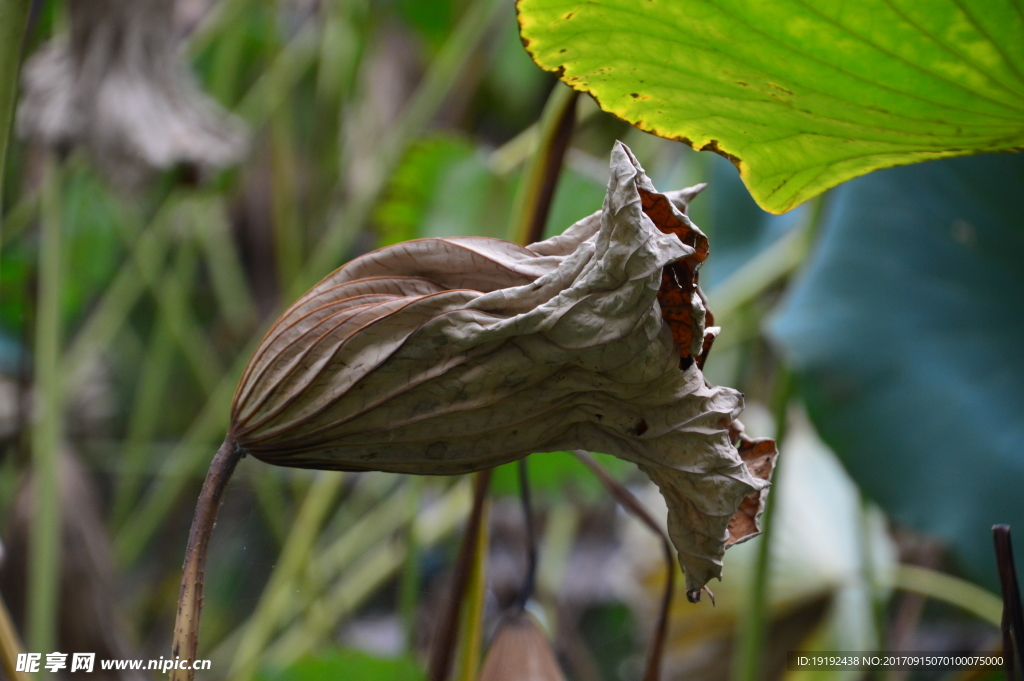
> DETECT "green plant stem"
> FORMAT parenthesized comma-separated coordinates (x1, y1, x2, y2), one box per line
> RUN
(302, 0, 505, 294)
(732, 370, 793, 681)
(112, 206, 223, 393)
(399, 477, 425, 650)
(573, 451, 675, 681)
(263, 480, 472, 667)
(247, 467, 291, 546)
(508, 82, 579, 245)
(230, 471, 345, 681)
(428, 470, 493, 681)
(454, 497, 490, 681)
(0, 0, 29, 227)
(111, 245, 196, 528)
(0, 190, 38, 248)
(27, 158, 63, 654)
(270, 108, 303, 293)
(892, 564, 1003, 628)
(234, 21, 322, 126)
(61, 197, 215, 395)
(115, 344, 253, 565)
(190, 195, 256, 333)
(0, 591, 28, 681)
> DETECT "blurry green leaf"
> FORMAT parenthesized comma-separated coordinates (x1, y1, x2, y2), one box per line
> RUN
(769, 154, 1024, 585)
(259, 647, 425, 681)
(490, 451, 630, 499)
(420, 150, 508, 240)
(62, 169, 126, 326)
(540, 167, 607, 241)
(517, 0, 1024, 213)
(483, 11, 549, 126)
(375, 135, 476, 246)
(396, 0, 454, 49)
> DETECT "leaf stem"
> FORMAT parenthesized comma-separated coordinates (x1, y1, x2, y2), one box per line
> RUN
(892, 564, 1003, 627)
(454, 494, 490, 681)
(515, 458, 538, 610)
(0, 591, 28, 681)
(731, 369, 793, 681)
(508, 83, 579, 245)
(428, 469, 493, 681)
(572, 451, 674, 681)
(170, 439, 244, 681)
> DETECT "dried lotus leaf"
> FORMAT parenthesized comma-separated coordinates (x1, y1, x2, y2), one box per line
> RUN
(229, 141, 776, 591)
(172, 141, 777, 681)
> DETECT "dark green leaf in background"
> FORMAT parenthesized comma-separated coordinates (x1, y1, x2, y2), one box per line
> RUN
(517, 0, 1024, 213)
(769, 154, 1024, 584)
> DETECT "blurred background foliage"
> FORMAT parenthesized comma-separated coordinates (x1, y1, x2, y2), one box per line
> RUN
(0, 0, 1019, 679)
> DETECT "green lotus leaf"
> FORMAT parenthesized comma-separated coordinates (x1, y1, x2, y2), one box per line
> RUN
(517, 0, 1024, 213)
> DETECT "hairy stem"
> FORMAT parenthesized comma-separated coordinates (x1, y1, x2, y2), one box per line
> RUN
(170, 439, 244, 681)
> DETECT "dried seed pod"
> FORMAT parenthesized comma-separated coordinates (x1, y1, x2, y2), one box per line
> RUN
(171, 142, 776, 679)
(477, 612, 566, 681)
(18, 0, 247, 186)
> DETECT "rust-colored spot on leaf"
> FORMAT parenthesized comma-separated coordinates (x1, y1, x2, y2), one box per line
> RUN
(699, 139, 741, 168)
(725, 436, 778, 546)
(635, 419, 649, 436)
(640, 188, 711, 362)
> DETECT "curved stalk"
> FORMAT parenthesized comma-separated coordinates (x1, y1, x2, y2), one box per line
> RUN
(428, 469, 493, 681)
(573, 451, 675, 681)
(508, 83, 579, 246)
(170, 439, 244, 681)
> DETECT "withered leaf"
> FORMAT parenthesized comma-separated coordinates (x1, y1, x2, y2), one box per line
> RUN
(18, 0, 247, 186)
(230, 142, 775, 591)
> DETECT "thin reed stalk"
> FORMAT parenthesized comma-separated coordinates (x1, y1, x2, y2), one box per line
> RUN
(508, 83, 579, 245)
(428, 470, 493, 681)
(0, 0, 29, 225)
(229, 471, 345, 681)
(26, 158, 64, 653)
(572, 451, 675, 681)
(731, 369, 793, 681)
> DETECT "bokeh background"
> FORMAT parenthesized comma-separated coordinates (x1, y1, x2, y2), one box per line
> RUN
(0, 0, 1021, 679)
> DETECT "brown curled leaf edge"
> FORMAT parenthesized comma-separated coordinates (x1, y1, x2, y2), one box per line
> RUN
(230, 141, 776, 593)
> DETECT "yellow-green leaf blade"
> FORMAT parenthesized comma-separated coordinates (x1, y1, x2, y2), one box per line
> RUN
(517, 0, 1024, 213)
